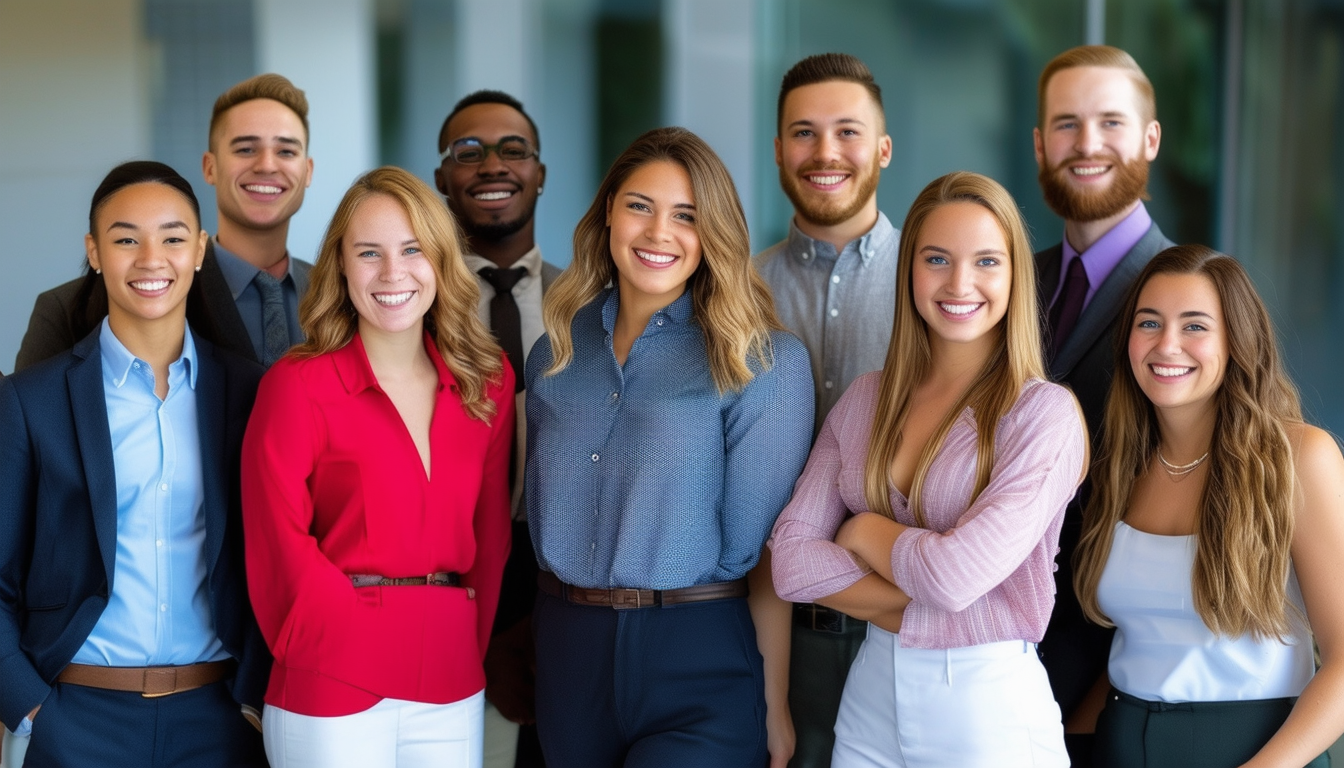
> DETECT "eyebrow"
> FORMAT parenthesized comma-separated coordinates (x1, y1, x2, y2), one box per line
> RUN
(107, 220, 190, 232)
(918, 245, 1006, 257)
(1050, 110, 1130, 124)
(624, 191, 695, 211)
(351, 239, 421, 248)
(787, 117, 866, 130)
(229, 135, 304, 148)
(453, 134, 528, 144)
(1135, 307, 1215, 320)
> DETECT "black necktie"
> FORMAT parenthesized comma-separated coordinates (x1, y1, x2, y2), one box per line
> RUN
(477, 266, 528, 393)
(1049, 256, 1089, 357)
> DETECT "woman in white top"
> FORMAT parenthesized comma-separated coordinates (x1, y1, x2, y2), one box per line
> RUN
(1074, 244, 1344, 767)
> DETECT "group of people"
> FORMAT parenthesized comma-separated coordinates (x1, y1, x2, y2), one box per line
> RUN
(1, 42, 1342, 768)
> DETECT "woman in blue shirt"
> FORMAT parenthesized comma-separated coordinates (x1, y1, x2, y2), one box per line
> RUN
(525, 127, 815, 767)
(0, 161, 268, 767)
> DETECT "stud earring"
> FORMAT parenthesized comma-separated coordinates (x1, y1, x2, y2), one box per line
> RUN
(95, 268, 101, 275)
(195, 265, 202, 272)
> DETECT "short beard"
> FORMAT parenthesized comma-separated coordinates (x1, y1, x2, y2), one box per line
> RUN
(780, 152, 882, 228)
(458, 197, 537, 244)
(1038, 153, 1150, 223)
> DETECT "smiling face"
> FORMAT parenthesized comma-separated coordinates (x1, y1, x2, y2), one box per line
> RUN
(85, 182, 208, 331)
(606, 160, 702, 313)
(1034, 65, 1159, 223)
(911, 201, 1012, 355)
(1128, 272, 1228, 418)
(203, 98, 313, 234)
(776, 81, 891, 228)
(341, 193, 437, 342)
(435, 102, 545, 245)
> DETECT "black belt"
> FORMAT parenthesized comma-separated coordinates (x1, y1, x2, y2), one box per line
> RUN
(793, 603, 866, 634)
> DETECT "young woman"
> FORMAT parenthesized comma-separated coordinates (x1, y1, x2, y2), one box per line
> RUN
(242, 167, 513, 768)
(771, 171, 1087, 768)
(0, 161, 268, 767)
(525, 126, 814, 767)
(1073, 245, 1344, 768)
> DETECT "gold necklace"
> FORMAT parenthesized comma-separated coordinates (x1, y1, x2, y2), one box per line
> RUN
(1157, 448, 1209, 478)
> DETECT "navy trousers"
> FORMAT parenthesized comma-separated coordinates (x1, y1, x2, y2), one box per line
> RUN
(21, 680, 266, 768)
(534, 592, 767, 768)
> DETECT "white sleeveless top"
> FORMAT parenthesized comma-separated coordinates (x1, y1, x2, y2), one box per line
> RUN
(1097, 521, 1314, 702)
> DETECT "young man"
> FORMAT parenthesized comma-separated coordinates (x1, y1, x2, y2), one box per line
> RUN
(14, 73, 314, 371)
(1031, 45, 1172, 766)
(435, 89, 559, 768)
(755, 53, 898, 768)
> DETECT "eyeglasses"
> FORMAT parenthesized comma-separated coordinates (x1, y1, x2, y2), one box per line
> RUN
(439, 137, 538, 164)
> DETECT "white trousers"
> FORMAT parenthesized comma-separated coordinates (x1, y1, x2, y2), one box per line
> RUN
(263, 690, 485, 768)
(832, 627, 1067, 768)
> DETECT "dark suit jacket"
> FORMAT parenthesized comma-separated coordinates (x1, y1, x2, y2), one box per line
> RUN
(1035, 221, 1175, 716)
(0, 328, 270, 730)
(13, 242, 312, 372)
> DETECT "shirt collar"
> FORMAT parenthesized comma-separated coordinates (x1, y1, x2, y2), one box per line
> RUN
(331, 330, 454, 396)
(600, 287, 695, 335)
(214, 236, 294, 299)
(1060, 203, 1152, 287)
(98, 316, 198, 390)
(784, 211, 896, 266)
(463, 244, 542, 278)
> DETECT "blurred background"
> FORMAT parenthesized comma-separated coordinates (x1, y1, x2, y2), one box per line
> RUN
(1, 0, 1341, 437)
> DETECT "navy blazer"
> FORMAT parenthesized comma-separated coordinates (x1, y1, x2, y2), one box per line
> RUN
(0, 327, 271, 729)
(1034, 221, 1175, 717)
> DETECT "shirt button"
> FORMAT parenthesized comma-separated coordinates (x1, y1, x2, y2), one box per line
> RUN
(156, 540, 163, 548)
(656, 319, 664, 326)
(133, 362, 140, 369)
(831, 275, 841, 284)
(160, 604, 167, 612)
(829, 308, 839, 317)
(591, 453, 600, 462)
(160, 483, 168, 491)
(611, 392, 620, 401)
(825, 381, 834, 389)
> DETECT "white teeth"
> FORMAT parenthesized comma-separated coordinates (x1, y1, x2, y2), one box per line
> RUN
(473, 191, 513, 201)
(939, 302, 979, 315)
(810, 174, 846, 185)
(1152, 365, 1192, 377)
(244, 184, 283, 194)
(635, 249, 674, 264)
(130, 280, 170, 291)
(1070, 166, 1108, 176)
(374, 291, 414, 306)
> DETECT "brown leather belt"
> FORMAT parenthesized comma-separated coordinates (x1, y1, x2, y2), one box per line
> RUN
(57, 660, 232, 698)
(537, 570, 747, 609)
(350, 571, 461, 588)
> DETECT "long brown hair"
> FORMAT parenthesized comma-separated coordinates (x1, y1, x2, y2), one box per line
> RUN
(294, 166, 503, 422)
(542, 126, 782, 393)
(863, 172, 1049, 525)
(1074, 245, 1302, 638)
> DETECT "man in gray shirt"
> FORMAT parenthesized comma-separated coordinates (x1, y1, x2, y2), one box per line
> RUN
(755, 52, 899, 768)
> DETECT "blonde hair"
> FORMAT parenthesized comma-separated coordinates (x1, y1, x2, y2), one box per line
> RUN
(1074, 245, 1302, 638)
(542, 126, 783, 393)
(209, 73, 309, 149)
(863, 172, 1050, 525)
(1038, 45, 1156, 126)
(294, 166, 503, 422)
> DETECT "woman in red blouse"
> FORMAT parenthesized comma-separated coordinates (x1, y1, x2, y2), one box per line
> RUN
(242, 166, 514, 768)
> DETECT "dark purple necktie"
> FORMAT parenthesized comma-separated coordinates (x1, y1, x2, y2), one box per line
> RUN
(1049, 256, 1089, 356)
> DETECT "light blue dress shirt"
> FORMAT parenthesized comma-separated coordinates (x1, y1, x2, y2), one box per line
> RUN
(524, 289, 815, 591)
(72, 319, 225, 668)
(214, 239, 303, 361)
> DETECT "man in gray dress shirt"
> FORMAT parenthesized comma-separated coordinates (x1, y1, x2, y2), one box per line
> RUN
(755, 52, 900, 768)
(14, 73, 313, 371)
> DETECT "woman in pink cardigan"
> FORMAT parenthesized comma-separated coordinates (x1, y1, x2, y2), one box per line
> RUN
(771, 172, 1088, 768)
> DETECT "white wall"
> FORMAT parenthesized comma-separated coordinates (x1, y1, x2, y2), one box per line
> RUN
(0, 0, 150, 371)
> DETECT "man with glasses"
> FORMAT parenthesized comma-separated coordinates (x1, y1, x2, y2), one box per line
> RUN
(434, 89, 559, 768)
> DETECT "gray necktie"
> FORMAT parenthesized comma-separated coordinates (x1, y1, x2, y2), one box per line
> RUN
(253, 272, 290, 366)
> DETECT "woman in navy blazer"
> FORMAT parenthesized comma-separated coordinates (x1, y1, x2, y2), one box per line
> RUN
(0, 162, 269, 768)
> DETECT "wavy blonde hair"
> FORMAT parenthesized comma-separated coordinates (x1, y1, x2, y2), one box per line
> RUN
(863, 172, 1052, 525)
(294, 166, 503, 421)
(542, 126, 782, 392)
(1074, 245, 1302, 638)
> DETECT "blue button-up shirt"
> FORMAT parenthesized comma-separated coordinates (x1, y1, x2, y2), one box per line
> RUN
(73, 319, 225, 667)
(214, 238, 303, 362)
(754, 212, 900, 428)
(524, 289, 815, 590)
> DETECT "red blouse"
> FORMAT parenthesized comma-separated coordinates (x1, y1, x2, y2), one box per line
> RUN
(242, 333, 513, 716)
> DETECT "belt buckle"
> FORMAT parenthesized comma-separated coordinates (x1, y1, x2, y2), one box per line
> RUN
(610, 588, 642, 610)
(142, 667, 178, 698)
(811, 605, 845, 634)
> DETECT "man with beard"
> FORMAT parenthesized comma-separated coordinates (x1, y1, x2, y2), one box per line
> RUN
(1031, 45, 1172, 767)
(755, 53, 898, 768)
(434, 89, 558, 768)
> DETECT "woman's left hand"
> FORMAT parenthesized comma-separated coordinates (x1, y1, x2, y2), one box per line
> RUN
(835, 512, 905, 585)
(766, 700, 796, 768)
